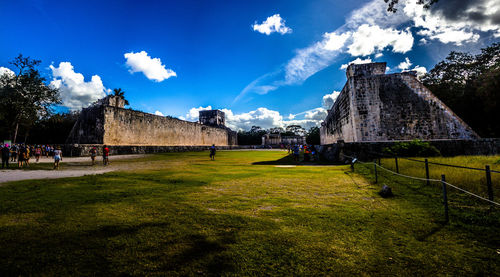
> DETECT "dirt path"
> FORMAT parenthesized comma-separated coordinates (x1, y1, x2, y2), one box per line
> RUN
(0, 154, 147, 184)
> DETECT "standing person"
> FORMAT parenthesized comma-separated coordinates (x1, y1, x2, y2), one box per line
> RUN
(209, 144, 216, 161)
(10, 144, 17, 162)
(293, 144, 300, 162)
(89, 147, 97, 165)
(24, 146, 30, 167)
(18, 146, 25, 168)
(103, 145, 110, 166)
(35, 145, 42, 162)
(53, 146, 62, 169)
(1, 144, 10, 169)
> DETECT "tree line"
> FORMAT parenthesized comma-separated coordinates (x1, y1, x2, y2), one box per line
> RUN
(237, 125, 320, 145)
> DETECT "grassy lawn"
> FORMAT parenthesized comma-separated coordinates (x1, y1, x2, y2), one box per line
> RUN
(0, 151, 498, 276)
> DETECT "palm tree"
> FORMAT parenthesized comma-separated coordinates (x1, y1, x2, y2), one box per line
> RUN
(112, 88, 129, 106)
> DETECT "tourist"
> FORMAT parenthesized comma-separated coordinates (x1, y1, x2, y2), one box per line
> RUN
(1, 144, 10, 169)
(10, 144, 17, 162)
(303, 144, 310, 162)
(103, 145, 110, 166)
(18, 145, 26, 168)
(209, 144, 216, 161)
(310, 145, 317, 162)
(24, 145, 30, 167)
(35, 145, 42, 162)
(293, 144, 300, 162)
(53, 146, 62, 169)
(90, 147, 97, 165)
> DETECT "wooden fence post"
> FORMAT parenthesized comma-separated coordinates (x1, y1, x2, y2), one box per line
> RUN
(395, 157, 399, 173)
(425, 159, 430, 186)
(442, 174, 449, 223)
(485, 165, 494, 203)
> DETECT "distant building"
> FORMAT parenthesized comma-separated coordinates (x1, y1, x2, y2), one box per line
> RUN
(199, 110, 225, 128)
(262, 133, 306, 146)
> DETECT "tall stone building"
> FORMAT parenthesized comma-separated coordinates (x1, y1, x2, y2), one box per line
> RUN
(66, 95, 237, 146)
(320, 62, 478, 144)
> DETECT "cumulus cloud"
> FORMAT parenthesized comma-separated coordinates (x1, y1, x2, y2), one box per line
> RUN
(49, 62, 108, 111)
(410, 65, 427, 78)
(322, 91, 341, 109)
(398, 57, 412, 70)
(348, 24, 414, 56)
(340, 57, 373, 70)
(239, 0, 500, 100)
(252, 14, 292, 35)
(184, 105, 213, 121)
(0, 67, 15, 77)
(124, 51, 176, 82)
(154, 111, 164, 116)
(402, 0, 498, 45)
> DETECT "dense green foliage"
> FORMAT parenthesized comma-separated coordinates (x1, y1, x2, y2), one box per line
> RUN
(0, 54, 60, 143)
(0, 151, 498, 275)
(383, 139, 441, 157)
(27, 112, 79, 144)
(422, 42, 500, 137)
(306, 126, 320, 145)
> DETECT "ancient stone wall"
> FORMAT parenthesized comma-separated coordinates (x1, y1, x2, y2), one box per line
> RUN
(67, 100, 237, 146)
(320, 62, 478, 144)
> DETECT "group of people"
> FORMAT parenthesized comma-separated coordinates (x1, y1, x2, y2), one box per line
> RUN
(287, 144, 317, 162)
(1, 144, 62, 169)
(0, 144, 111, 169)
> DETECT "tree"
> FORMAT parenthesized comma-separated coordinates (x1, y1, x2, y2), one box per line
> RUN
(421, 42, 500, 137)
(285, 125, 306, 136)
(113, 88, 129, 106)
(0, 54, 60, 143)
(384, 0, 438, 13)
(306, 127, 321, 145)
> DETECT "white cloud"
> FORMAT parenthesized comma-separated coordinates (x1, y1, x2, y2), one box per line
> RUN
(410, 65, 427, 78)
(154, 111, 164, 116)
(49, 62, 108, 111)
(398, 57, 412, 70)
(323, 32, 351, 51)
(340, 58, 373, 70)
(375, 53, 383, 58)
(0, 67, 15, 77)
(322, 91, 341, 109)
(252, 14, 292, 35)
(402, 0, 498, 45)
(348, 24, 414, 56)
(184, 105, 212, 121)
(124, 51, 176, 82)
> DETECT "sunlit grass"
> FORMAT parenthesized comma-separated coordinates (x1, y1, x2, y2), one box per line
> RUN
(0, 151, 498, 276)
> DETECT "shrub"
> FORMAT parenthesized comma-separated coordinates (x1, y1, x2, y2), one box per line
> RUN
(383, 139, 441, 157)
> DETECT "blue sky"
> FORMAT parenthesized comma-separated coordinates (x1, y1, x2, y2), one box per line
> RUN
(1, 0, 499, 130)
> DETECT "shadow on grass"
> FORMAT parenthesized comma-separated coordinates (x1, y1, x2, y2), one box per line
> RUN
(252, 154, 342, 166)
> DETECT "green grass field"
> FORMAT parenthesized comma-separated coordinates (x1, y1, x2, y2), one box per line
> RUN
(0, 151, 498, 276)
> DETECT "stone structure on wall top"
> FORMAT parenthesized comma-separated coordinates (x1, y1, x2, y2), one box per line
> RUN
(320, 62, 478, 144)
(66, 95, 237, 146)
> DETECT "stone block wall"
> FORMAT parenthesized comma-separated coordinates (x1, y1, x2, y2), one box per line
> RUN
(67, 105, 237, 146)
(320, 62, 478, 144)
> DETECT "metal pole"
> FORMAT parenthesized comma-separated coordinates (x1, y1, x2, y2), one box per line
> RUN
(485, 165, 494, 203)
(425, 158, 430, 186)
(442, 174, 449, 223)
(395, 157, 399, 173)
(374, 160, 378, 184)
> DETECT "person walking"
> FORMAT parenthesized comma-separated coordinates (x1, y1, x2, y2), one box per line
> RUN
(53, 146, 62, 169)
(10, 144, 17, 162)
(293, 144, 300, 162)
(1, 144, 10, 169)
(209, 144, 216, 161)
(90, 147, 97, 165)
(103, 145, 110, 166)
(35, 145, 42, 162)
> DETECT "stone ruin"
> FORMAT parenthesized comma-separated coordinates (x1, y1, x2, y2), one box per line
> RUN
(320, 62, 479, 144)
(66, 95, 237, 146)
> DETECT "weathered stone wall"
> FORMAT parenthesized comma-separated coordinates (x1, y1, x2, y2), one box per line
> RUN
(320, 139, 500, 162)
(67, 105, 237, 146)
(320, 62, 479, 144)
(102, 107, 231, 146)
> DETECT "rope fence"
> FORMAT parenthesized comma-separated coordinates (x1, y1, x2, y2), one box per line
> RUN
(340, 153, 499, 223)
